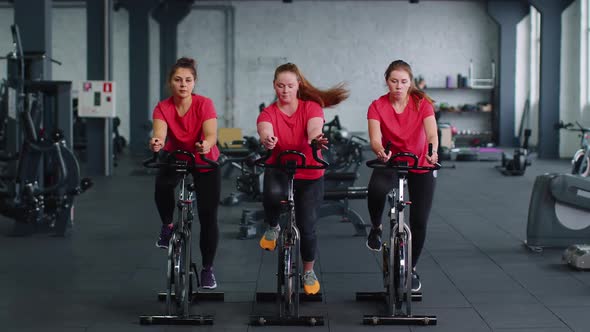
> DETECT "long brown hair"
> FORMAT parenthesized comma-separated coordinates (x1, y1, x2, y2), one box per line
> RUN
(274, 63, 349, 108)
(384, 60, 433, 111)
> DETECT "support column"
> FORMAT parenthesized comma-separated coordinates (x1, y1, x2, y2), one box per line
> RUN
(487, 1, 529, 147)
(86, 0, 113, 175)
(118, 0, 159, 154)
(14, 0, 51, 80)
(529, 0, 575, 158)
(152, 0, 195, 100)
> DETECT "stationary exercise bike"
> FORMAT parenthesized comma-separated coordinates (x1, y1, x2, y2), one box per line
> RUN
(356, 143, 439, 325)
(556, 121, 590, 177)
(250, 143, 328, 326)
(497, 129, 532, 176)
(0, 24, 91, 236)
(140, 149, 224, 325)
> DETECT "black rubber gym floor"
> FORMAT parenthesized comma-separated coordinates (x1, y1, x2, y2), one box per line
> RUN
(1, 153, 588, 332)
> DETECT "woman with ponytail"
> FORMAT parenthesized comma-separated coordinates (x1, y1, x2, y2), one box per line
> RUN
(365, 60, 439, 293)
(257, 63, 349, 295)
(148, 57, 221, 290)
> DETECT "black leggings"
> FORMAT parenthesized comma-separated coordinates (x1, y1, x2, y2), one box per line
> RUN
(155, 167, 221, 268)
(367, 169, 436, 268)
(262, 169, 324, 262)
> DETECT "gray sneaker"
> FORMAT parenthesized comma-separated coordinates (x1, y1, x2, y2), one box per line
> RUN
(302, 270, 320, 295)
(259, 225, 280, 251)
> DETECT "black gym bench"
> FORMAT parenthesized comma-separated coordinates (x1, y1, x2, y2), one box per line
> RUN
(320, 171, 370, 236)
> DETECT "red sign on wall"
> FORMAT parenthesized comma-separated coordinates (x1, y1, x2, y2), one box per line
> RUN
(103, 83, 112, 93)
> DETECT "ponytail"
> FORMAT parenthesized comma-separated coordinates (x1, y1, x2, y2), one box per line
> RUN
(274, 63, 349, 108)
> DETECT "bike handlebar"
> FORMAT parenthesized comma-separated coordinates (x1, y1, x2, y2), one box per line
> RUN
(143, 148, 219, 171)
(254, 140, 329, 170)
(555, 121, 590, 133)
(366, 142, 441, 171)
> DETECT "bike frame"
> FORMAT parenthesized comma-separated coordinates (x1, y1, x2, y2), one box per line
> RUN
(250, 146, 327, 326)
(557, 121, 590, 177)
(140, 150, 223, 326)
(572, 126, 589, 177)
(358, 146, 439, 326)
(167, 171, 194, 316)
(277, 161, 301, 319)
(388, 167, 413, 316)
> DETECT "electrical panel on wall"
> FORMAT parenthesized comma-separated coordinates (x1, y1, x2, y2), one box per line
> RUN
(78, 80, 116, 118)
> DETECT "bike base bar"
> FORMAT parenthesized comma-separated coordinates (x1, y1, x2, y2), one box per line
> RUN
(255, 291, 322, 302)
(157, 291, 224, 302)
(362, 314, 437, 325)
(355, 291, 422, 302)
(249, 315, 324, 326)
(139, 314, 214, 325)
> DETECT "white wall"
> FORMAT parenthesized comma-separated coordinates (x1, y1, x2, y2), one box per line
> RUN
(51, 7, 86, 83)
(1, 1, 499, 142)
(51, 6, 130, 140)
(0, 8, 14, 81)
(560, 0, 582, 158)
(178, 8, 227, 124)
(149, 14, 160, 118)
(0, 5, 132, 142)
(224, 1, 498, 135)
(112, 9, 130, 139)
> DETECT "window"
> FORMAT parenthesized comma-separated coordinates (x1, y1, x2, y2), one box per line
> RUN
(585, 0, 590, 108)
(529, 6, 541, 116)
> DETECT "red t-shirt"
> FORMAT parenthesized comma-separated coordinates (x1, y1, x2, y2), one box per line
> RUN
(152, 94, 220, 172)
(257, 100, 325, 180)
(367, 94, 435, 173)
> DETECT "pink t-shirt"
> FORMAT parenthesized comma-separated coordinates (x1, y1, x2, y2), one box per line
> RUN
(367, 94, 435, 173)
(152, 94, 220, 172)
(257, 99, 325, 180)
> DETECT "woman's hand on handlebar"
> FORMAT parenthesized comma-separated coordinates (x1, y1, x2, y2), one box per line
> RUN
(149, 137, 163, 152)
(311, 133, 329, 150)
(376, 148, 392, 162)
(195, 140, 212, 154)
(262, 136, 278, 150)
(426, 151, 438, 164)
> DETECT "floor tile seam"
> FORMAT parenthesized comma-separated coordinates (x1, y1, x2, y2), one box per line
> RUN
(437, 214, 572, 330)
(545, 304, 590, 309)
(542, 305, 584, 332)
(444, 206, 522, 244)
(436, 213, 536, 289)
(428, 248, 493, 331)
(251, 247, 265, 314)
(470, 206, 527, 244)
(431, 214, 515, 331)
(488, 322, 574, 330)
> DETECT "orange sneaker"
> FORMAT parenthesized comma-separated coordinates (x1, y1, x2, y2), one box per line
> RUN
(259, 225, 280, 251)
(302, 270, 320, 295)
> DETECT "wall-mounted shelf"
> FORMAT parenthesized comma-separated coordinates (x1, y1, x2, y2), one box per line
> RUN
(427, 86, 496, 147)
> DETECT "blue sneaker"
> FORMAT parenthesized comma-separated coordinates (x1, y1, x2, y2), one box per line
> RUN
(201, 267, 217, 289)
(156, 224, 173, 249)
